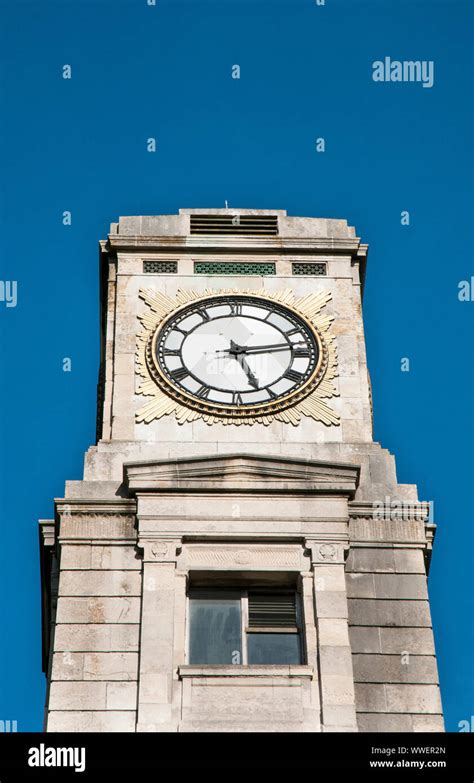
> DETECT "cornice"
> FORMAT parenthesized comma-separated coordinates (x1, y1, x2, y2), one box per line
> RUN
(106, 234, 361, 256)
(124, 453, 360, 496)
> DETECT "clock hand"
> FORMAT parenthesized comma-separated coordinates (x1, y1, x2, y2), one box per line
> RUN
(208, 341, 303, 357)
(235, 353, 259, 389)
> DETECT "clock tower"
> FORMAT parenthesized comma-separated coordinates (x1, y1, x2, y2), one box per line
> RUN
(40, 208, 444, 732)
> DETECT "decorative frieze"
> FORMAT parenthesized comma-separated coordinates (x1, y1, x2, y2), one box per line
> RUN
(180, 543, 306, 570)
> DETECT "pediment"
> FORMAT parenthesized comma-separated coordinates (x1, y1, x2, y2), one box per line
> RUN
(124, 453, 360, 496)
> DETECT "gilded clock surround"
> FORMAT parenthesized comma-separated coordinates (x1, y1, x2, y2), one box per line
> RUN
(136, 287, 340, 427)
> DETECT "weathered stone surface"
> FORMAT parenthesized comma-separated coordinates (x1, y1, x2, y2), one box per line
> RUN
(346, 548, 395, 573)
(350, 626, 436, 654)
(355, 683, 442, 713)
(60, 545, 141, 571)
(47, 711, 136, 732)
(348, 599, 432, 627)
(352, 654, 439, 683)
(49, 681, 107, 710)
(346, 573, 428, 600)
(56, 597, 141, 624)
(58, 571, 141, 597)
(106, 682, 138, 710)
(357, 713, 413, 732)
(53, 624, 139, 652)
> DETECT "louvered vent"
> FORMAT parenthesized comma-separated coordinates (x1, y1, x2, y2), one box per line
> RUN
(190, 215, 279, 236)
(143, 261, 178, 274)
(248, 593, 298, 629)
(194, 261, 276, 276)
(292, 262, 326, 276)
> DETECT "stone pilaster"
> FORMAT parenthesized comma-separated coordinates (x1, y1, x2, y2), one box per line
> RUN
(306, 539, 358, 732)
(136, 536, 183, 732)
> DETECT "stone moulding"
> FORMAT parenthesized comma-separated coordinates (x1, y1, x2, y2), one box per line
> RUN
(124, 453, 360, 496)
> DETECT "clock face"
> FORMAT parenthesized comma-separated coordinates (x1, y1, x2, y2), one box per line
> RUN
(151, 295, 321, 411)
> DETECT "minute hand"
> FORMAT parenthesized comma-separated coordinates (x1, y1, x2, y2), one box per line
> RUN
(239, 343, 294, 355)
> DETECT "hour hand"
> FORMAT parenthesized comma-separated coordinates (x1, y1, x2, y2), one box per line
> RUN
(236, 354, 259, 389)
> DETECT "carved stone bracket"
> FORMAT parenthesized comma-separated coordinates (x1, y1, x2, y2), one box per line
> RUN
(305, 539, 348, 566)
(138, 536, 182, 563)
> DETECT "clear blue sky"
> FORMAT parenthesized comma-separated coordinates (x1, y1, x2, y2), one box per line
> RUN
(0, 0, 472, 732)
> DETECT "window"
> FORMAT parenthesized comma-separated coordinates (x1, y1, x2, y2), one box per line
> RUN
(188, 588, 303, 665)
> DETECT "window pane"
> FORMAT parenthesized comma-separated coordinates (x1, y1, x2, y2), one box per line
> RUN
(247, 633, 302, 665)
(189, 592, 242, 664)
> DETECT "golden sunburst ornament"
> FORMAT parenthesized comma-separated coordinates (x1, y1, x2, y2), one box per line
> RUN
(135, 287, 340, 427)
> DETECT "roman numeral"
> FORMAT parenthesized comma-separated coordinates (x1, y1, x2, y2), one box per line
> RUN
(293, 346, 310, 358)
(266, 387, 277, 399)
(285, 327, 300, 336)
(163, 348, 180, 357)
(196, 385, 210, 399)
(232, 392, 243, 405)
(197, 308, 210, 321)
(284, 368, 304, 383)
(229, 302, 243, 316)
(170, 367, 188, 382)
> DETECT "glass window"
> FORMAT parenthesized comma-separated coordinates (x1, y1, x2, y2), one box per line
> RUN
(247, 633, 301, 665)
(188, 590, 242, 664)
(188, 588, 303, 665)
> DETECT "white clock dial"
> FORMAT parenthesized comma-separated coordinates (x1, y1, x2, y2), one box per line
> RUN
(154, 296, 319, 407)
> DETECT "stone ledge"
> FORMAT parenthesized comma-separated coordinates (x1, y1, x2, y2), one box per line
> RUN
(125, 453, 360, 496)
(178, 665, 314, 678)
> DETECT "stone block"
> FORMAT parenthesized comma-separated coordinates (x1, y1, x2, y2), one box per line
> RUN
(411, 714, 445, 732)
(379, 627, 436, 655)
(318, 618, 351, 647)
(56, 597, 141, 624)
(373, 574, 428, 600)
(106, 682, 138, 710)
(314, 591, 349, 619)
(319, 647, 355, 677)
(51, 652, 84, 681)
(348, 599, 431, 627)
(352, 654, 439, 684)
(357, 713, 413, 732)
(321, 675, 356, 706)
(49, 681, 107, 710)
(53, 624, 139, 652)
(47, 710, 136, 732)
(346, 548, 395, 573)
(346, 573, 375, 598)
(354, 683, 387, 712)
(393, 548, 426, 574)
(322, 705, 357, 728)
(349, 626, 381, 653)
(58, 571, 141, 597)
(385, 684, 442, 713)
(83, 653, 139, 681)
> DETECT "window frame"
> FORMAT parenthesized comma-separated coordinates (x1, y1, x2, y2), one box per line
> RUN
(185, 586, 304, 666)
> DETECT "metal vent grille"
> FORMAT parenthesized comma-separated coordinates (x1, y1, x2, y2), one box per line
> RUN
(248, 593, 298, 629)
(143, 261, 178, 274)
(190, 215, 279, 236)
(292, 262, 326, 276)
(194, 261, 276, 276)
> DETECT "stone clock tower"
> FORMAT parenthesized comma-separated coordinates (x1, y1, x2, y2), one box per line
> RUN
(39, 209, 444, 732)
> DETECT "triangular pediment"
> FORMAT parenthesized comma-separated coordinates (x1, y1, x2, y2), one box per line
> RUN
(124, 453, 360, 496)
